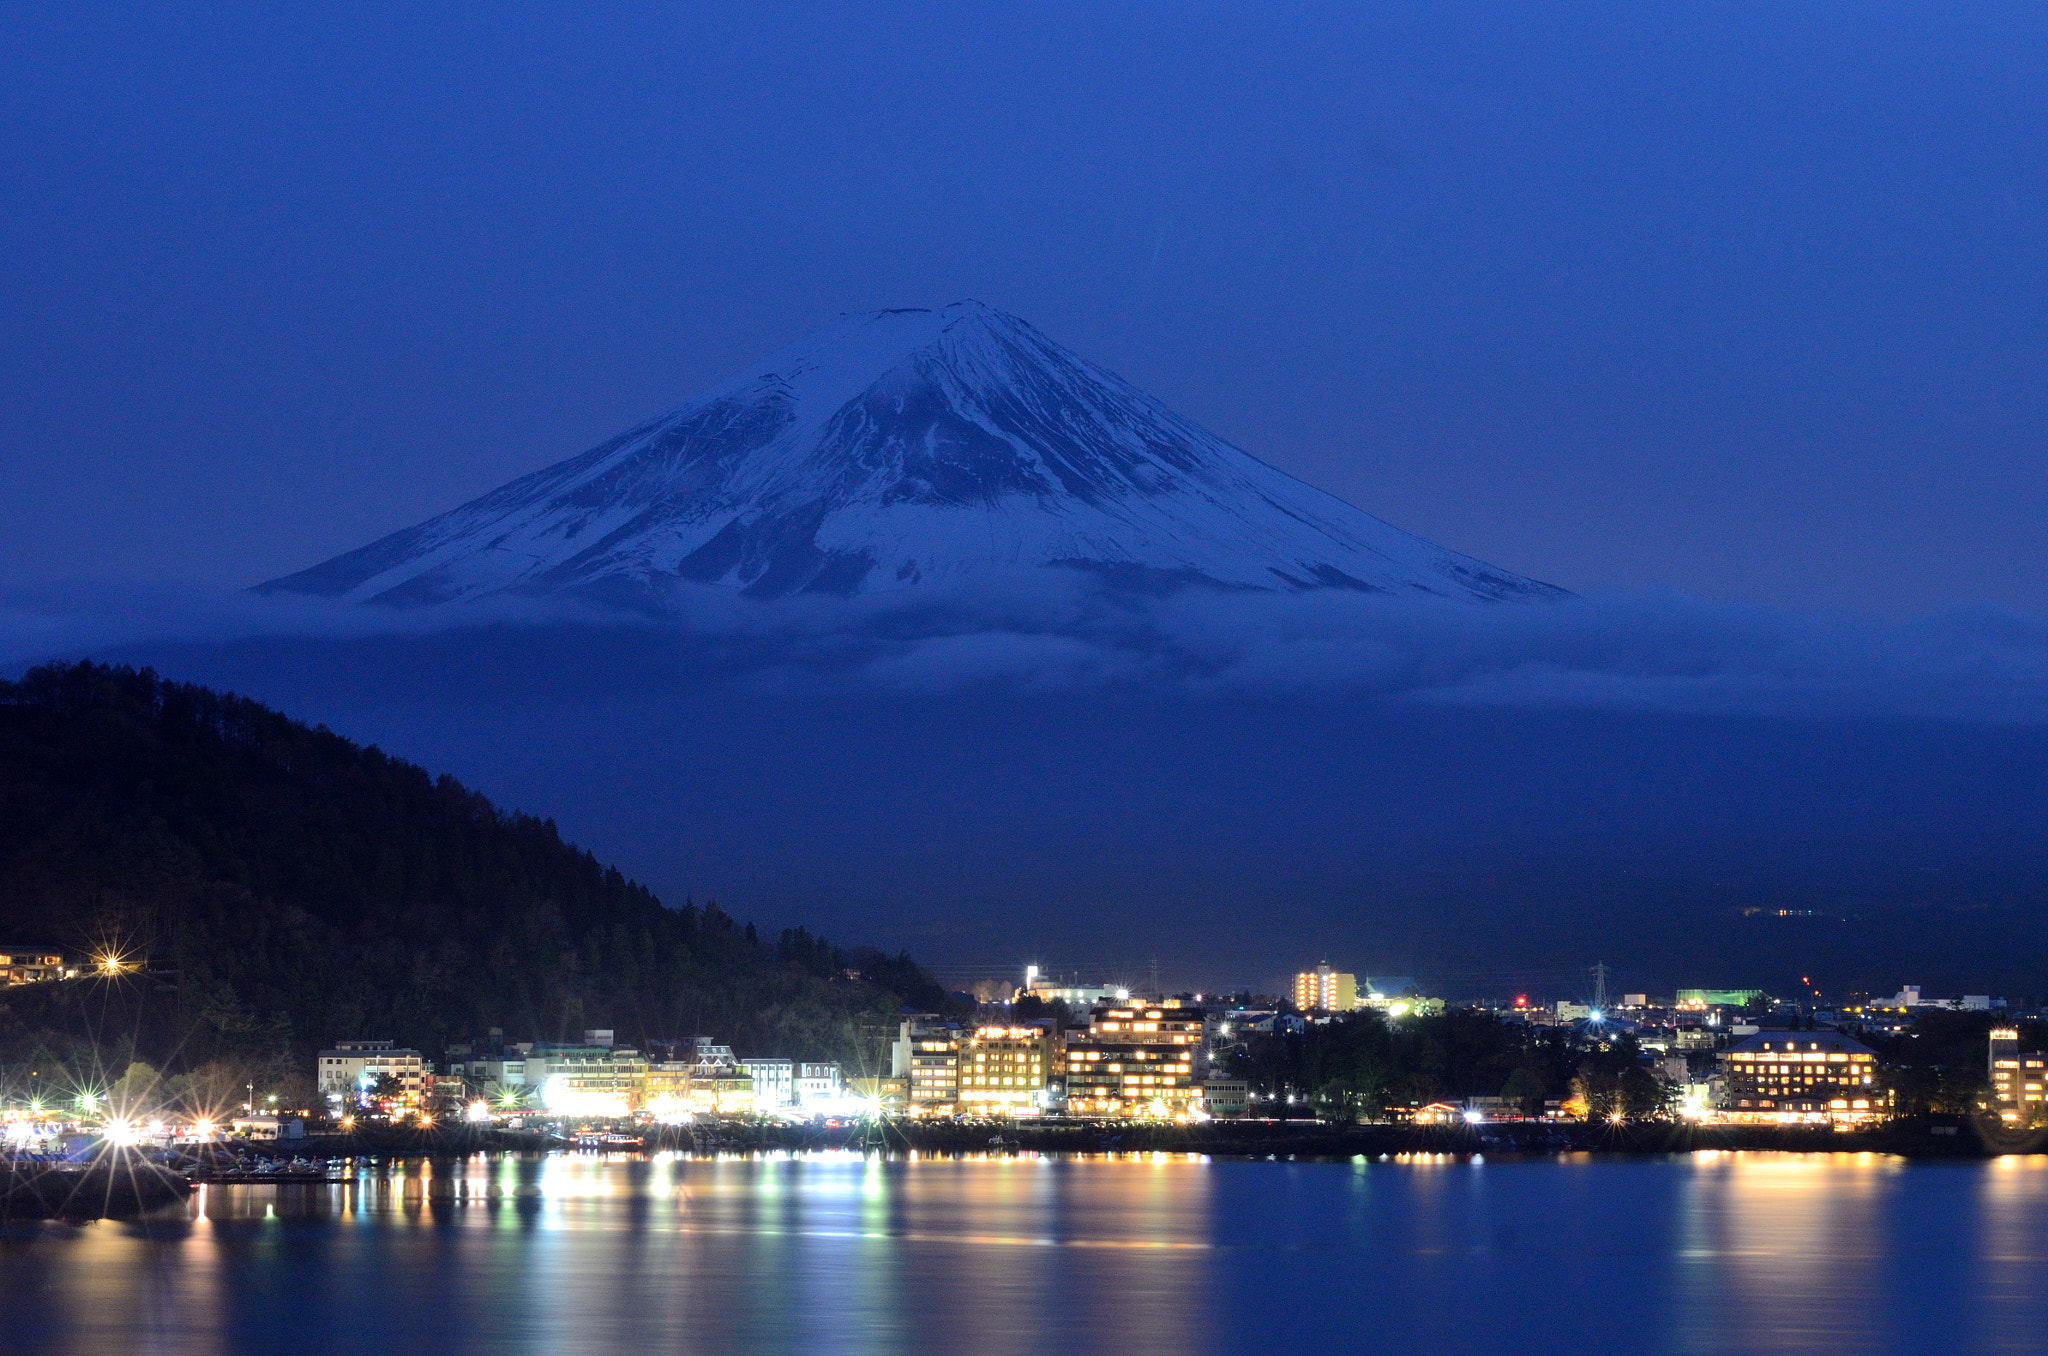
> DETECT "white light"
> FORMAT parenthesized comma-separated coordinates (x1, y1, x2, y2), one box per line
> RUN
(1463, 1109, 1484, 1124)
(799, 1093, 874, 1119)
(103, 1117, 139, 1146)
(541, 1075, 628, 1118)
(1590, 1011, 1604, 1021)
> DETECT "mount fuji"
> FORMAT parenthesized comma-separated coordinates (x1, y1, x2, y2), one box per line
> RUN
(261, 302, 1558, 608)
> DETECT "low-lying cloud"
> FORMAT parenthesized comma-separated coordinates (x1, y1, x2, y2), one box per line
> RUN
(8, 574, 2048, 725)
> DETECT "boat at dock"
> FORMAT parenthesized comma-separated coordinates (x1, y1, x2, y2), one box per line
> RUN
(190, 1155, 351, 1185)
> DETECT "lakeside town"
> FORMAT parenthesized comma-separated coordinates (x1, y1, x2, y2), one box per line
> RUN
(5, 950, 2045, 1150)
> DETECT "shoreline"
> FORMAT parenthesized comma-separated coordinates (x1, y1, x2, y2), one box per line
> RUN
(15, 1118, 2041, 1219)
(267, 1113, 2048, 1161)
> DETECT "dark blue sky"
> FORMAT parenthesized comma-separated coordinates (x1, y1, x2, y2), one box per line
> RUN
(5, 0, 2047, 610)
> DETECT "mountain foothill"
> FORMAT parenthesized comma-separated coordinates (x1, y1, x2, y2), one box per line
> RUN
(0, 662, 949, 1102)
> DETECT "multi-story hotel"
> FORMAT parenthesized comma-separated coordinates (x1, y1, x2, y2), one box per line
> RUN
(1989, 1028, 2048, 1122)
(1294, 965, 1357, 1014)
(956, 1026, 1054, 1115)
(1720, 1030, 1886, 1125)
(1064, 1004, 1204, 1119)
(893, 1017, 964, 1115)
(525, 1043, 652, 1115)
(890, 1017, 1053, 1116)
(317, 1040, 428, 1106)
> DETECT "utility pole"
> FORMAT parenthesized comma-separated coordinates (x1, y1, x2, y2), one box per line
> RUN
(1591, 962, 1609, 1011)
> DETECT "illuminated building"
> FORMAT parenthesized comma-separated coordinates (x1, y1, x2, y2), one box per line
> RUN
(1200, 1079, 1249, 1119)
(1720, 1031, 1886, 1125)
(796, 1062, 844, 1108)
(956, 1026, 1054, 1116)
(1989, 1028, 2047, 1121)
(743, 1058, 794, 1108)
(1294, 965, 1356, 1013)
(0, 948, 66, 986)
(317, 1040, 427, 1106)
(892, 1016, 964, 1116)
(526, 1044, 649, 1116)
(1361, 993, 1443, 1019)
(644, 1061, 691, 1112)
(1064, 1005, 1203, 1119)
(848, 1076, 908, 1114)
(1018, 966, 1129, 1008)
(678, 1037, 753, 1115)
(1676, 989, 1766, 1011)
(449, 1055, 529, 1100)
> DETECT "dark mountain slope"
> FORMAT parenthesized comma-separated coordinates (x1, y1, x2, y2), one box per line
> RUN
(0, 662, 940, 1091)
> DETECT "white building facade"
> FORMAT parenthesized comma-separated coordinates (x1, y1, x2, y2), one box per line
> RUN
(317, 1040, 426, 1104)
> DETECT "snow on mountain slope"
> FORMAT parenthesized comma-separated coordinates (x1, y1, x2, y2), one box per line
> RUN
(261, 302, 1560, 607)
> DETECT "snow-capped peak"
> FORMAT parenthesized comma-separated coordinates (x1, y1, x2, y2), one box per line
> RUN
(261, 301, 1560, 606)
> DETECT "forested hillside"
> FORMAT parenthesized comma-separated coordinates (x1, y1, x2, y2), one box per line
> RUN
(0, 662, 944, 1099)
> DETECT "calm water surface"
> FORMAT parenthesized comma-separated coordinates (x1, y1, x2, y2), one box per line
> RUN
(4, 1150, 2048, 1354)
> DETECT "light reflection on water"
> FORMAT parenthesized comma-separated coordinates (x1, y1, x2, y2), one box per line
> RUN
(5, 1152, 2048, 1354)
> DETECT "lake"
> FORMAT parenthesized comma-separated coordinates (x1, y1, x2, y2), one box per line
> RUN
(4, 1150, 2047, 1354)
